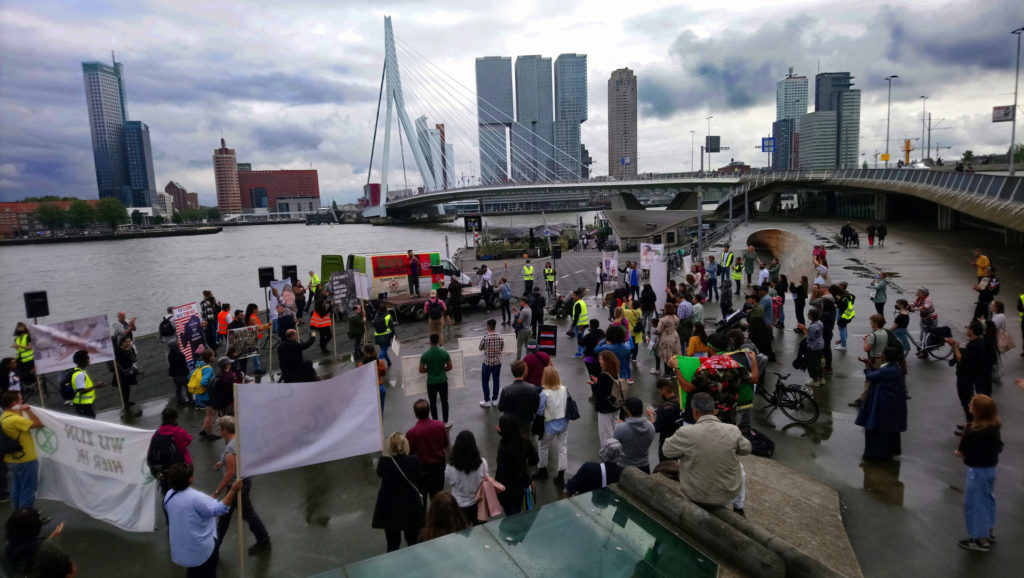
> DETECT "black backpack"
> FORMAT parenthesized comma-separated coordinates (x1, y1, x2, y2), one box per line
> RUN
(0, 416, 24, 459)
(159, 317, 176, 338)
(147, 430, 184, 480)
(792, 338, 808, 371)
(59, 369, 78, 401)
(373, 312, 388, 333)
(427, 299, 445, 320)
(743, 427, 775, 458)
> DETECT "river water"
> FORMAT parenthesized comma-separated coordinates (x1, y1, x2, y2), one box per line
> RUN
(1, 211, 599, 336)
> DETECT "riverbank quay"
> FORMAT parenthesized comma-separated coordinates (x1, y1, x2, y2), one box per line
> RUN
(0, 226, 222, 246)
(2, 217, 1022, 577)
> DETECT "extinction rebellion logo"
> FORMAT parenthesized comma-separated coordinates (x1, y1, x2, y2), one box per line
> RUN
(33, 427, 58, 456)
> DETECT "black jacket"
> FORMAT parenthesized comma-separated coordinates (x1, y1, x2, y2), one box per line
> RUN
(497, 380, 540, 425)
(278, 335, 316, 380)
(371, 455, 423, 530)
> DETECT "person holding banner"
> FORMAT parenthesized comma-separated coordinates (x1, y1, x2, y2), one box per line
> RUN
(2, 391, 44, 511)
(212, 417, 272, 556)
(163, 463, 243, 577)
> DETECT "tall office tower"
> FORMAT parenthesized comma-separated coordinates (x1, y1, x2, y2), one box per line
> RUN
(436, 123, 449, 188)
(82, 59, 130, 204)
(798, 112, 837, 170)
(776, 67, 808, 132)
(475, 57, 514, 184)
(554, 54, 588, 180)
(123, 121, 157, 207)
(814, 72, 861, 168)
(213, 138, 241, 214)
(772, 119, 796, 170)
(608, 68, 637, 180)
(580, 144, 593, 179)
(513, 55, 554, 182)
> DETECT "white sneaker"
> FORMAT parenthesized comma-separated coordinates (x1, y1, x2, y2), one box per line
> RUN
(445, 422, 454, 429)
(835, 345, 847, 351)
(649, 368, 658, 375)
(491, 400, 498, 407)
(480, 400, 491, 408)
(805, 378, 818, 386)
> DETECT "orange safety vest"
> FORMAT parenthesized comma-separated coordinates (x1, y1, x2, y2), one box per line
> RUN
(217, 310, 231, 335)
(310, 311, 332, 328)
(248, 314, 264, 339)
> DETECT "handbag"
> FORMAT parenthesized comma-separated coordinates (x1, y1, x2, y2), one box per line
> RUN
(531, 415, 546, 438)
(565, 393, 581, 421)
(523, 480, 538, 511)
(997, 330, 1015, 353)
(475, 475, 505, 522)
(390, 457, 424, 504)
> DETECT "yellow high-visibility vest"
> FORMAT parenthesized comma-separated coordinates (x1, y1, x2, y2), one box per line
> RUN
(731, 263, 743, 281)
(71, 368, 95, 404)
(522, 265, 534, 281)
(574, 299, 589, 326)
(544, 268, 555, 282)
(14, 334, 33, 363)
(374, 314, 393, 337)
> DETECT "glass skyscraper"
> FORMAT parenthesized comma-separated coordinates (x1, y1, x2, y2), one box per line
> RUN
(554, 54, 588, 180)
(814, 72, 861, 169)
(513, 55, 554, 182)
(82, 60, 130, 204)
(475, 57, 514, 184)
(124, 121, 157, 207)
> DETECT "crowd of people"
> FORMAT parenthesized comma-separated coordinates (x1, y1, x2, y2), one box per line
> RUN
(2, 234, 1022, 574)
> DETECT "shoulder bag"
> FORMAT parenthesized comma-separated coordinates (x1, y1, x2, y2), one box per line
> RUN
(390, 457, 423, 504)
(565, 392, 581, 421)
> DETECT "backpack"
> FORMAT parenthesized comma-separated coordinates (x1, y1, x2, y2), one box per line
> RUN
(0, 416, 24, 459)
(743, 428, 776, 458)
(158, 317, 176, 338)
(373, 312, 389, 333)
(499, 283, 512, 300)
(883, 328, 899, 352)
(187, 363, 211, 395)
(427, 299, 445, 320)
(147, 430, 184, 480)
(792, 339, 808, 371)
(606, 373, 630, 409)
(59, 368, 78, 401)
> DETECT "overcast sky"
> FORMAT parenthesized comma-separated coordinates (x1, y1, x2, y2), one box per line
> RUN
(0, 0, 1020, 205)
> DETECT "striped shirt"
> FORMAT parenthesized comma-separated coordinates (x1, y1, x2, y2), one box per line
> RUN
(479, 332, 505, 366)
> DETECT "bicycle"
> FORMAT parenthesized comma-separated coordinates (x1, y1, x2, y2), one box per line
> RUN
(906, 324, 953, 360)
(755, 372, 820, 424)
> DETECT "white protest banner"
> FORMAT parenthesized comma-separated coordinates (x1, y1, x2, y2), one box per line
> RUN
(402, 349, 465, 397)
(602, 251, 619, 284)
(32, 407, 156, 532)
(651, 256, 668, 313)
(640, 243, 664, 270)
(30, 315, 115, 375)
(227, 325, 260, 359)
(354, 272, 372, 300)
(236, 364, 382, 477)
(172, 303, 207, 370)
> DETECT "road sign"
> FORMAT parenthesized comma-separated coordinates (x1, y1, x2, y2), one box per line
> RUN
(881, 153, 890, 162)
(544, 229, 550, 237)
(705, 136, 721, 153)
(464, 215, 482, 231)
(992, 105, 1015, 122)
(761, 137, 775, 152)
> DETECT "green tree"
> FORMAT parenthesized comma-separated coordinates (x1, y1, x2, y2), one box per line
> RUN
(131, 210, 145, 225)
(94, 197, 129, 230)
(66, 200, 94, 229)
(204, 207, 220, 221)
(331, 199, 339, 210)
(862, 160, 869, 169)
(171, 212, 184, 224)
(153, 215, 165, 225)
(1013, 143, 1024, 163)
(33, 202, 65, 230)
(962, 150, 974, 163)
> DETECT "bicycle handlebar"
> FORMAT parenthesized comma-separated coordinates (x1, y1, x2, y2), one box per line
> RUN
(773, 372, 791, 380)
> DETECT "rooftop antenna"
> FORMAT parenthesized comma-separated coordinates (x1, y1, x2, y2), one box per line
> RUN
(817, 58, 820, 75)
(111, 50, 116, 65)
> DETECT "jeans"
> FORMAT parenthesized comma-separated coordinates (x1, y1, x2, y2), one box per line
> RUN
(427, 381, 449, 423)
(408, 275, 420, 296)
(376, 335, 393, 365)
(500, 300, 512, 323)
(380, 384, 387, 411)
(538, 429, 568, 472)
(575, 325, 586, 356)
(217, 478, 270, 546)
(481, 364, 501, 402)
(350, 334, 363, 359)
(964, 466, 997, 539)
(9, 460, 39, 510)
(894, 328, 911, 352)
(707, 278, 719, 301)
(838, 324, 848, 347)
(630, 285, 639, 300)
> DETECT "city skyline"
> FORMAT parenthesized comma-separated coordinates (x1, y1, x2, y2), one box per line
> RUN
(1, 0, 1021, 203)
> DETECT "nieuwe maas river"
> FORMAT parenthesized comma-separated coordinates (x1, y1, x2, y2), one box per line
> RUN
(1, 212, 600, 336)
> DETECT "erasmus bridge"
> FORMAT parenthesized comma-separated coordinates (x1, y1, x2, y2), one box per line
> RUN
(361, 17, 1024, 241)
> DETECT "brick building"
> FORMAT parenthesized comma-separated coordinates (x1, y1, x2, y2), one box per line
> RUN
(164, 181, 189, 212)
(0, 200, 99, 238)
(237, 169, 320, 212)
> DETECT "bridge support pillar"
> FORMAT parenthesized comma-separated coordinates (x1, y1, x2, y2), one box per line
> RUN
(1005, 228, 1024, 246)
(936, 206, 957, 231)
(873, 193, 889, 221)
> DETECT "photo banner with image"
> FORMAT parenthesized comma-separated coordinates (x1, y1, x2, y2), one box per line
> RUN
(227, 325, 260, 359)
(30, 315, 115, 375)
(402, 349, 465, 397)
(270, 279, 295, 318)
(33, 407, 157, 532)
(651, 257, 668, 313)
(602, 252, 618, 284)
(329, 271, 357, 317)
(172, 303, 206, 370)
(237, 364, 382, 477)
(640, 243, 664, 270)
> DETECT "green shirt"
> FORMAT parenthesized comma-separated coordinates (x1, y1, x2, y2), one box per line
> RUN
(419, 346, 451, 385)
(743, 251, 758, 272)
(870, 279, 888, 304)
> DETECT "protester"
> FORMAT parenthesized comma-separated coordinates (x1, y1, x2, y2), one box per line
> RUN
(200, 291, 220, 348)
(612, 398, 655, 474)
(372, 431, 424, 552)
(420, 491, 470, 541)
(571, 289, 589, 357)
(513, 296, 533, 359)
(244, 304, 268, 375)
(1, 357, 21, 394)
(163, 463, 243, 577)
(373, 304, 396, 368)
(356, 344, 388, 411)
(590, 352, 622, 445)
(348, 305, 366, 360)
(529, 286, 546, 339)
(309, 298, 333, 354)
(406, 250, 421, 297)
(496, 277, 513, 325)
(890, 299, 912, 353)
(448, 276, 463, 325)
(406, 399, 450, 506)
(521, 340, 551, 388)
(479, 265, 494, 314)
(798, 308, 826, 387)
(661, 392, 751, 515)
(955, 394, 1002, 552)
(653, 307, 681, 377)
(444, 431, 487, 526)
(193, 350, 219, 441)
(110, 312, 137, 353)
(595, 263, 605, 300)
(564, 439, 624, 497)
(215, 304, 231, 350)
(424, 290, 447, 346)
(855, 346, 908, 462)
(419, 334, 453, 426)
(114, 336, 138, 408)
(581, 319, 605, 378)
(534, 367, 569, 486)
(972, 267, 999, 321)
(209, 417, 271, 555)
(495, 413, 529, 516)
(10, 323, 34, 383)
(1, 391, 43, 513)
(869, 272, 889, 318)
(849, 314, 891, 407)
(69, 350, 105, 419)
(910, 287, 938, 350)
(595, 325, 631, 382)
(150, 406, 192, 495)
(969, 249, 990, 283)
(624, 302, 644, 362)
(208, 357, 238, 417)
(277, 328, 317, 383)
(686, 322, 710, 357)
(1, 508, 68, 578)
(479, 319, 504, 408)
(949, 321, 994, 434)
(497, 360, 540, 464)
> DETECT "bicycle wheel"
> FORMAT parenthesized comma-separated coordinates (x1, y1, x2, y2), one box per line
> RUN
(777, 388, 819, 424)
(926, 339, 953, 360)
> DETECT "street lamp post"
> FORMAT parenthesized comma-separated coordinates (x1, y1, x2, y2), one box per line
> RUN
(919, 96, 928, 162)
(884, 75, 899, 168)
(689, 130, 695, 173)
(1010, 27, 1023, 176)
(706, 115, 713, 171)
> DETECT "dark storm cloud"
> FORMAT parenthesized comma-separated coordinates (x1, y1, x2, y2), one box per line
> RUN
(637, 0, 1019, 119)
(251, 123, 324, 152)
